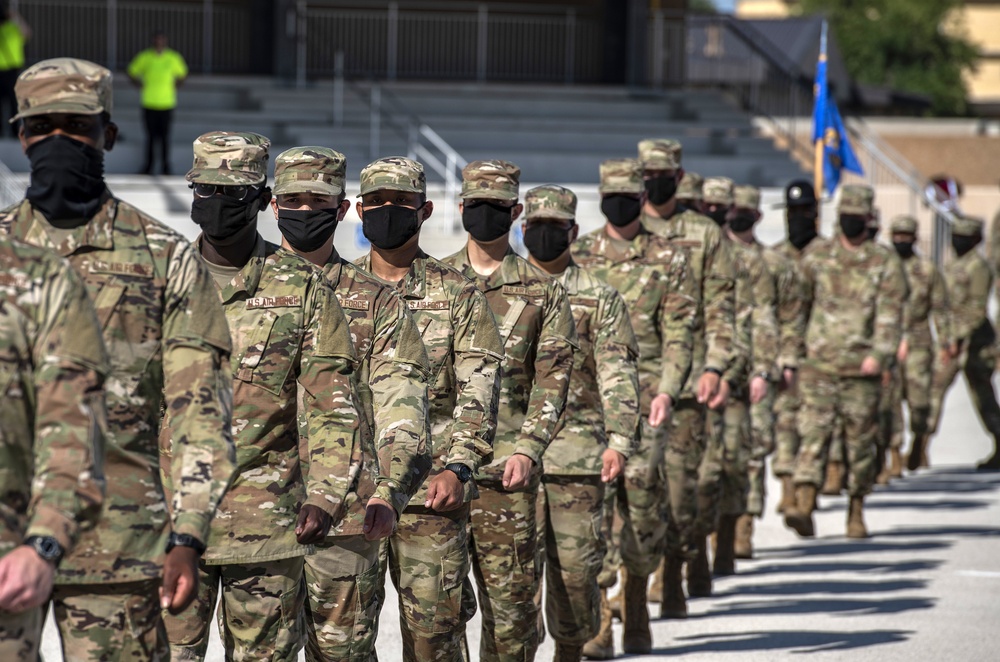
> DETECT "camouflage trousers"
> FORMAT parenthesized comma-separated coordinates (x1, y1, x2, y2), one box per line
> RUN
(929, 337, 1000, 440)
(164, 557, 304, 661)
(877, 367, 898, 452)
(304, 534, 381, 662)
(664, 398, 707, 557)
(51, 579, 168, 661)
(793, 367, 879, 497)
(535, 475, 604, 646)
(469, 477, 542, 662)
(379, 505, 473, 662)
(0, 605, 41, 660)
(747, 387, 777, 517)
(618, 420, 670, 576)
(890, 346, 935, 449)
(771, 386, 800, 477)
(697, 398, 751, 532)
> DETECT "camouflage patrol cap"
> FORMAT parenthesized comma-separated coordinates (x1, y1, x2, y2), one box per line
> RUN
(638, 139, 682, 170)
(358, 156, 426, 196)
(273, 146, 346, 196)
(951, 215, 984, 237)
(461, 160, 520, 201)
(838, 184, 875, 215)
(734, 185, 761, 210)
(11, 58, 113, 123)
(889, 215, 918, 234)
(702, 177, 735, 206)
(186, 132, 270, 186)
(524, 184, 577, 220)
(598, 158, 643, 194)
(677, 172, 704, 201)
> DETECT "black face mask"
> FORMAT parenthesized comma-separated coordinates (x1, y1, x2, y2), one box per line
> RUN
(706, 207, 729, 227)
(867, 227, 879, 241)
(644, 175, 678, 206)
(952, 235, 979, 257)
(462, 200, 513, 242)
(191, 191, 267, 244)
(893, 241, 915, 259)
(601, 194, 643, 227)
(787, 208, 818, 250)
(277, 208, 340, 253)
(729, 212, 756, 233)
(362, 204, 423, 250)
(523, 222, 572, 263)
(839, 215, 868, 239)
(26, 134, 106, 224)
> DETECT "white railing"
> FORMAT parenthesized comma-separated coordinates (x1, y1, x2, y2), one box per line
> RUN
(0, 159, 26, 209)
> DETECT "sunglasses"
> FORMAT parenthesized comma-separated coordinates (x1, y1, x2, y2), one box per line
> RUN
(190, 183, 261, 201)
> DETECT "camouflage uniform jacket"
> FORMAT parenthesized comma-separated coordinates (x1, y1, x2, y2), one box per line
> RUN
(757, 244, 803, 370)
(543, 263, 641, 475)
(640, 205, 735, 397)
(943, 249, 995, 346)
(772, 237, 831, 361)
(799, 239, 907, 376)
(205, 237, 359, 564)
(573, 227, 697, 413)
(0, 196, 235, 584)
(0, 237, 107, 558)
(358, 251, 503, 502)
(726, 239, 780, 390)
(900, 255, 952, 350)
(442, 247, 576, 481)
(321, 249, 431, 529)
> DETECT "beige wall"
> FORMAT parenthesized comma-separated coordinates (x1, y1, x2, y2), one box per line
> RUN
(735, 0, 794, 18)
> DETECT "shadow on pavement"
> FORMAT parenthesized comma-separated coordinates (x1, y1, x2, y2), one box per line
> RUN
(758, 539, 952, 558)
(736, 559, 942, 577)
(706, 596, 935, 618)
(646, 629, 913, 655)
(713, 578, 927, 598)
(864, 498, 992, 510)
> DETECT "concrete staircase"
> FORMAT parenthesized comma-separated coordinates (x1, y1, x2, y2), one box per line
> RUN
(0, 76, 806, 186)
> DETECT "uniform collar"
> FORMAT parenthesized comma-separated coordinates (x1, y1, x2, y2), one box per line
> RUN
(451, 244, 523, 290)
(201, 233, 268, 303)
(10, 194, 116, 257)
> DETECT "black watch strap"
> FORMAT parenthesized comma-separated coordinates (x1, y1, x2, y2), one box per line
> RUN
(24, 535, 64, 566)
(166, 532, 207, 556)
(445, 463, 472, 484)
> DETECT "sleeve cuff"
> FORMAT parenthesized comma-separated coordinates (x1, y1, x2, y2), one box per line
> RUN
(605, 432, 635, 458)
(374, 482, 408, 519)
(25, 507, 77, 554)
(171, 511, 213, 544)
(512, 444, 544, 468)
(305, 494, 346, 520)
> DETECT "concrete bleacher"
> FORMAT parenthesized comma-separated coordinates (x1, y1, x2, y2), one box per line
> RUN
(0, 76, 806, 186)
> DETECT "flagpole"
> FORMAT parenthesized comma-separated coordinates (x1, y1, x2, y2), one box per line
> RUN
(814, 20, 828, 197)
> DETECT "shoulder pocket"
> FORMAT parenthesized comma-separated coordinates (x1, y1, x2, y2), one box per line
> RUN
(234, 309, 298, 396)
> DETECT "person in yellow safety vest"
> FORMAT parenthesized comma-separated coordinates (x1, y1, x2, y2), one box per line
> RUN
(127, 30, 187, 175)
(0, 1, 30, 135)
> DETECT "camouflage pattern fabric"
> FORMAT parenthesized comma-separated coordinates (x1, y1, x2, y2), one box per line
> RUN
(677, 172, 704, 203)
(166, 558, 304, 661)
(358, 156, 426, 196)
(186, 131, 270, 186)
(273, 146, 346, 196)
(699, 399, 751, 517)
(524, 184, 577, 220)
(461, 160, 520, 201)
(0, 236, 108, 660)
(443, 246, 577, 662)
(928, 248, 1000, 438)
(838, 184, 875, 216)
(199, 236, 359, 565)
(638, 138, 682, 170)
(747, 388, 776, 516)
(357, 249, 503, 661)
(0, 196, 235, 585)
(51, 580, 168, 661)
(11, 57, 113, 121)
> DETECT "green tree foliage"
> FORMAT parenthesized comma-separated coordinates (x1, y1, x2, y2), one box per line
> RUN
(801, 0, 979, 115)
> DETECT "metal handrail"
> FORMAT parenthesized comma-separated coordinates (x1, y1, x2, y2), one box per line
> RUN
(0, 159, 26, 209)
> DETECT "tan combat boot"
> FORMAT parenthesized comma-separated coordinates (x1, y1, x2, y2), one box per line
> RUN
(734, 514, 754, 559)
(784, 484, 817, 538)
(686, 538, 712, 597)
(648, 557, 665, 604)
(713, 514, 737, 576)
(889, 447, 904, 479)
(777, 475, 795, 514)
(621, 571, 652, 654)
(847, 495, 869, 539)
(875, 449, 891, 485)
(581, 589, 614, 660)
(821, 460, 845, 495)
(659, 554, 688, 619)
(556, 643, 584, 662)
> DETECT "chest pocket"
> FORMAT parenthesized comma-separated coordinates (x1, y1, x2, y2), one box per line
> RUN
(233, 306, 302, 396)
(499, 296, 543, 365)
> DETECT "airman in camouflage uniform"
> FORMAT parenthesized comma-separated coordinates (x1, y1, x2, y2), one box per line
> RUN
(884, 216, 953, 476)
(927, 216, 1000, 471)
(519, 184, 641, 662)
(269, 147, 433, 662)
(0, 236, 107, 661)
(163, 132, 361, 661)
(676, 171, 704, 213)
(1, 58, 235, 661)
(574, 158, 697, 655)
(638, 139, 736, 612)
(785, 185, 907, 539)
(770, 180, 827, 515)
(355, 156, 504, 662)
(444, 160, 578, 662)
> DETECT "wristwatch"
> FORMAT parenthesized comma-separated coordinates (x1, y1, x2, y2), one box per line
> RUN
(445, 463, 473, 484)
(24, 536, 64, 566)
(165, 532, 207, 556)
(754, 371, 771, 381)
